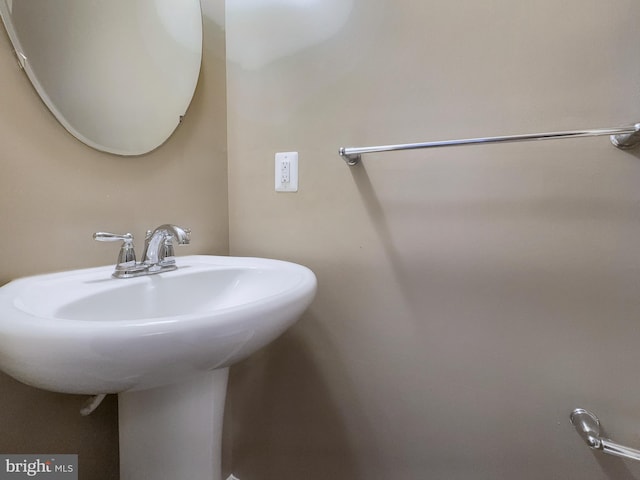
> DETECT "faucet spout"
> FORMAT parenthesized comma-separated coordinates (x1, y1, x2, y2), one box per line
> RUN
(142, 224, 191, 268)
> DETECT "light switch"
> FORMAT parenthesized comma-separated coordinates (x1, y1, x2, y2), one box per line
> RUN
(275, 152, 298, 192)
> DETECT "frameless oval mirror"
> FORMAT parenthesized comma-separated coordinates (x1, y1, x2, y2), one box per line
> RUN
(0, 0, 202, 156)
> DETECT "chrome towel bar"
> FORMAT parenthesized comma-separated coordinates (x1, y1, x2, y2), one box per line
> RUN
(339, 123, 640, 165)
(570, 408, 640, 462)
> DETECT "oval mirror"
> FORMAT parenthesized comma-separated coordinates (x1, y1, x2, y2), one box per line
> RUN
(0, 0, 202, 156)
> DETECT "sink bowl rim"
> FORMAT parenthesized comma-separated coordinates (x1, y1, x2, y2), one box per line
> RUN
(0, 254, 317, 329)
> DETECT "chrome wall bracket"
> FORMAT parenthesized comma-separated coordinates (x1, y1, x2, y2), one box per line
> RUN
(339, 123, 640, 165)
(570, 408, 640, 462)
(611, 123, 640, 149)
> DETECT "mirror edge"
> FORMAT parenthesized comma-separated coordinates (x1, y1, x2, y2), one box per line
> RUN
(0, 0, 203, 157)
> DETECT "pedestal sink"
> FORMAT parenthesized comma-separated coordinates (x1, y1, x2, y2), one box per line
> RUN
(0, 255, 317, 480)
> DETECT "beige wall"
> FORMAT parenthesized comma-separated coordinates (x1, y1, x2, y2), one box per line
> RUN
(4, 1, 640, 479)
(225, 1, 640, 479)
(0, 4, 227, 478)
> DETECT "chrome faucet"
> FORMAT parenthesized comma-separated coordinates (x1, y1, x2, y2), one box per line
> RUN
(94, 224, 191, 278)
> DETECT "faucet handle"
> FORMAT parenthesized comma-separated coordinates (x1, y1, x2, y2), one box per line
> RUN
(93, 232, 134, 243)
(93, 232, 137, 265)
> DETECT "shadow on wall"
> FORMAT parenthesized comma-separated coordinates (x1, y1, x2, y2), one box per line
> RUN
(593, 445, 640, 480)
(0, 373, 119, 479)
(224, 310, 361, 480)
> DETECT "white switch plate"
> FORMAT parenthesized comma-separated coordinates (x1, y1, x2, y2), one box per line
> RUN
(275, 152, 298, 192)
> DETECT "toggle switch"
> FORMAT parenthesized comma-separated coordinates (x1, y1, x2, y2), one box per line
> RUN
(275, 152, 298, 192)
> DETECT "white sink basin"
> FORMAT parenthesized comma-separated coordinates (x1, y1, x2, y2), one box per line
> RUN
(0, 255, 317, 394)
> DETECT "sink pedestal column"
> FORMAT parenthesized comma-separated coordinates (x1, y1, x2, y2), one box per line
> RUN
(118, 368, 229, 480)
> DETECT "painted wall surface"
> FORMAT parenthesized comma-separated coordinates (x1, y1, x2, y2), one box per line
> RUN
(225, 1, 640, 479)
(0, 2, 227, 478)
